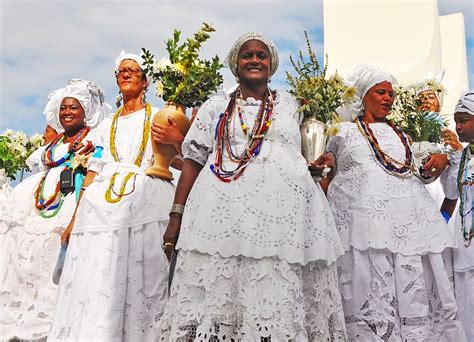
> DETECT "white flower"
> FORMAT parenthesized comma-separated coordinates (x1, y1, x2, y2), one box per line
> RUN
(15, 131, 28, 145)
(155, 80, 165, 97)
(3, 129, 15, 137)
(29, 133, 44, 147)
(153, 58, 172, 73)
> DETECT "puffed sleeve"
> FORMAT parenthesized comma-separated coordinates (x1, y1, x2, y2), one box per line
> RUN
(325, 122, 349, 157)
(26, 145, 48, 174)
(182, 95, 222, 166)
(440, 149, 463, 200)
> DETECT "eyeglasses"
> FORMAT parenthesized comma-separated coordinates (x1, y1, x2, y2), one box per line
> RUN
(115, 68, 142, 77)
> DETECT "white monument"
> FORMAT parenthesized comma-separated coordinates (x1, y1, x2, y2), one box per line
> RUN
(323, 0, 469, 119)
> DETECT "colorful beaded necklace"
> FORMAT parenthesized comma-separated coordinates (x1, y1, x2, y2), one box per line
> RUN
(456, 145, 474, 246)
(35, 126, 90, 218)
(210, 87, 274, 182)
(356, 116, 414, 177)
(105, 103, 152, 203)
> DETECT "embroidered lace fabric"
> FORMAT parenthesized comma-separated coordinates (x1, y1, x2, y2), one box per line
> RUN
(179, 90, 343, 265)
(338, 248, 465, 341)
(159, 250, 346, 341)
(326, 122, 456, 255)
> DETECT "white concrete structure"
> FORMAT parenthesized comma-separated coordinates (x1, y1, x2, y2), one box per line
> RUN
(323, 0, 468, 119)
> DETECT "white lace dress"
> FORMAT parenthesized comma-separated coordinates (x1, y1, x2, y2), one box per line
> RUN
(49, 107, 174, 341)
(159, 91, 346, 341)
(0, 143, 79, 340)
(441, 148, 474, 340)
(327, 122, 465, 341)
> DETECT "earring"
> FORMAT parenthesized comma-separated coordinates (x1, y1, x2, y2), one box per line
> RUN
(116, 92, 122, 108)
(142, 88, 147, 105)
(235, 76, 240, 83)
(268, 78, 272, 83)
(361, 102, 365, 111)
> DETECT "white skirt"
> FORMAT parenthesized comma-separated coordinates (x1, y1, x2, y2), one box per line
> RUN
(49, 221, 169, 341)
(338, 247, 466, 341)
(159, 250, 346, 341)
(454, 270, 474, 341)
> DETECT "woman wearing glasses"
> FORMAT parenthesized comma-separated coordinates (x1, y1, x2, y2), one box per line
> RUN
(49, 51, 185, 341)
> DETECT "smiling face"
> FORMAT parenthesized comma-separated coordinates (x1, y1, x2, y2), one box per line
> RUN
(418, 90, 440, 112)
(362, 81, 395, 122)
(59, 97, 86, 134)
(115, 59, 147, 98)
(454, 112, 474, 142)
(236, 40, 271, 86)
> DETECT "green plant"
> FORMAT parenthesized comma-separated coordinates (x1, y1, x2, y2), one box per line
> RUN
(0, 130, 44, 180)
(142, 22, 223, 108)
(286, 31, 355, 124)
(390, 81, 446, 143)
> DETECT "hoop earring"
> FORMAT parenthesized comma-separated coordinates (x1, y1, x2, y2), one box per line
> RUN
(116, 92, 122, 108)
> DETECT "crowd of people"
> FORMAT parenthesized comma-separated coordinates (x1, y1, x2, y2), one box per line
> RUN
(0, 31, 473, 341)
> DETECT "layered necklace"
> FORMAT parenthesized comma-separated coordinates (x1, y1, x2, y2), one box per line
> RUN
(356, 116, 415, 177)
(210, 87, 274, 182)
(105, 103, 152, 203)
(456, 144, 474, 246)
(35, 126, 90, 218)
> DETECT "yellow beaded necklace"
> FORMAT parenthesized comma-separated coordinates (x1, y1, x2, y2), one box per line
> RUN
(105, 103, 152, 203)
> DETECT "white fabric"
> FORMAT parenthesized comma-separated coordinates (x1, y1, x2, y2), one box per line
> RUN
(454, 270, 474, 341)
(455, 91, 474, 116)
(338, 248, 466, 341)
(336, 64, 397, 121)
(0, 143, 79, 340)
(44, 79, 111, 133)
(159, 250, 346, 341)
(49, 222, 169, 341)
(326, 122, 455, 255)
(179, 90, 344, 265)
(49, 107, 174, 340)
(75, 107, 172, 232)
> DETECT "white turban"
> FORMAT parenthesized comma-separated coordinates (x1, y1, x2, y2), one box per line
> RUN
(226, 32, 279, 77)
(455, 91, 474, 116)
(114, 50, 150, 85)
(43, 79, 111, 133)
(336, 64, 397, 121)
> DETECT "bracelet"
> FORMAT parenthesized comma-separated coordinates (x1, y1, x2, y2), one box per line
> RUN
(161, 242, 174, 250)
(170, 203, 185, 215)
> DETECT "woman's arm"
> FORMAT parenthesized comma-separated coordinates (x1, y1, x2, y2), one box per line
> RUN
(162, 159, 203, 260)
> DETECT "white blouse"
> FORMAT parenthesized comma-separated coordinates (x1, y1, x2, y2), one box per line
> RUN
(176, 90, 344, 265)
(326, 121, 455, 255)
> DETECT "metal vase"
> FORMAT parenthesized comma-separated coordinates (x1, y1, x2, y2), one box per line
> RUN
(300, 117, 328, 162)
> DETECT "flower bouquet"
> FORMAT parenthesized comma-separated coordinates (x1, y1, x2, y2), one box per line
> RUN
(286, 31, 355, 162)
(389, 80, 448, 182)
(0, 129, 44, 181)
(141, 22, 223, 179)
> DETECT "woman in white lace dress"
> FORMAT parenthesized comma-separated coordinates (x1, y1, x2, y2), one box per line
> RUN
(0, 79, 109, 340)
(49, 51, 184, 341)
(159, 32, 346, 341)
(314, 65, 466, 341)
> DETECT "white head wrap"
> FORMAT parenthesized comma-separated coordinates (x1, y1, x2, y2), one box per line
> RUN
(455, 91, 474, 116)
(226, 32, 279, 77)
(114, 50, 150, 86)
(43, 79, 111, 133)
(336, 64, 397, 121)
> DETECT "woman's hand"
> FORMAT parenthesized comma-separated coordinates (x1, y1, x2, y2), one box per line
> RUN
(61, 218, 75, 246)
(162, 213, 182, 262)
(422, 153, 449, 179)
(308, 152, 336, 179)
(442, 128, 463, 151)
(151, 117, 184, 153)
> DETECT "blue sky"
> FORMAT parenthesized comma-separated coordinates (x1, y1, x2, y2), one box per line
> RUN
(0, 0, 472, 137)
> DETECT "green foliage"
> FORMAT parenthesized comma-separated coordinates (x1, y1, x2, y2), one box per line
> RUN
(142, 22, 223, 108)
(0, 130, 44, 180)
(390, 82, 447, 143)
(286, 31, 354, 124)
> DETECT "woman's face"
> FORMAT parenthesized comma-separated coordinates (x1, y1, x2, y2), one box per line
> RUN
(59, 97, 85, 133)
(454, 112, 474, 142)
(237, 40, 271, 85)
(417, 90, 440, 112)
(116, 59, 147, 97)
(363, 81, 395, 121)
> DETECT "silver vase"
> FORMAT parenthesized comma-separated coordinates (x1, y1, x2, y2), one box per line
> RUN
(300, 117, 328, 162)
